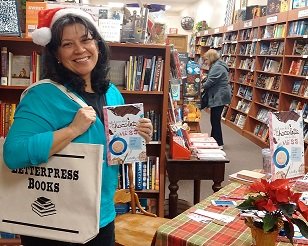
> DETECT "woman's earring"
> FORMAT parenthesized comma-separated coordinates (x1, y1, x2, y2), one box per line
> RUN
(57, 60, 61, 64)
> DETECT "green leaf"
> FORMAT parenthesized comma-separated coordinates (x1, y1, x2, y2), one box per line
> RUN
(279, 203, 296, 218)
(293, 218, 308, 239)
(284, 220, 294, 244)
(263, 214, 277, 232)
(236, 197, 257, 210)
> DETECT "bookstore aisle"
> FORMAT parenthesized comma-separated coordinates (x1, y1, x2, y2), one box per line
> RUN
(165, 110, 263, 206)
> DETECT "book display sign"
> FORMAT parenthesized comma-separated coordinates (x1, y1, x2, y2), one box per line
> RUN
(103, 103, 147, 165)
(0, 0, 21, 36)
(268, 111, 305, 180)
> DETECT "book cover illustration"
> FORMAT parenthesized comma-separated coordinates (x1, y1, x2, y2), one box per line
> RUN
(0, 0, 21, 36)
(268, 111, 305, 180)
(98, 6, 123, 42)
(11, 55, 30, 86)
(121, 6, 148, 43)
(103, 103, 147, 165)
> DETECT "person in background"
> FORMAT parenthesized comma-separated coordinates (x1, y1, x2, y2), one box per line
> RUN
(202, 49, 231, 149)
(3, 8, 153, 246)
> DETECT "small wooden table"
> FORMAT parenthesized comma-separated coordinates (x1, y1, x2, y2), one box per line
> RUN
(166, 153, 229, 218)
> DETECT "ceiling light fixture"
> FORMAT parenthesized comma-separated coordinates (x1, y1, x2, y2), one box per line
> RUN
(107, 2, 124, 7)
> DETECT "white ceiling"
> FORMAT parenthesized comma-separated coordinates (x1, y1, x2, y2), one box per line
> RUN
(87, 0, 200, 14)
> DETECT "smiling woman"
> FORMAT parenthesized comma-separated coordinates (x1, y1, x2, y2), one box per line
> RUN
(3, 7, 154, 246)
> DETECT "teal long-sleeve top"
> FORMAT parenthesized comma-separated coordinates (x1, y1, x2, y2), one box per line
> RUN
(3, 81, 124, 228)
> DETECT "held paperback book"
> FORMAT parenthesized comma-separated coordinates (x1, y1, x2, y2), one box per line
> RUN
(103, 103, 147, 165)
(268, 110, 305, 180)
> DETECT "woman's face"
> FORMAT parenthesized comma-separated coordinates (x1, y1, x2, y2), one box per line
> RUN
(57, 23, 98, 84)
(204, 56, 210, 66)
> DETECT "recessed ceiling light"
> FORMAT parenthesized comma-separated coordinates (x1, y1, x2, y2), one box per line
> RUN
(108, 2, 124, 7)
(165, 5, 171, 10)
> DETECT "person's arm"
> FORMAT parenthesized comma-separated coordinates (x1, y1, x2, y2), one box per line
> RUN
(203, 66, 223, 90)
(49, 106, 96, 156)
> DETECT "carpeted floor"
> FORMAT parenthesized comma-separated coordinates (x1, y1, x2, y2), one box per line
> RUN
(164, 110, 263, 208)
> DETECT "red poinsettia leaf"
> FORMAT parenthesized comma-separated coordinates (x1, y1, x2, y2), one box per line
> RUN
(263, 199, 277, 212)
(276, 187, 289, 203)
(291, 193, 302, 203)
(270, 179, 289, 190)
(255, 198, 268, 210)
(250, 180, 266, 193)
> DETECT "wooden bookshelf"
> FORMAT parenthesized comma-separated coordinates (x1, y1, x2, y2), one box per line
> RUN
(0, 38, 170, 243)
(192, 7, 308, 153)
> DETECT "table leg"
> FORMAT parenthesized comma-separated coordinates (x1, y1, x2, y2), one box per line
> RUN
(193, 180, 200, 204)
(212, 180, 223, 192)
(168, 181, 179, 219)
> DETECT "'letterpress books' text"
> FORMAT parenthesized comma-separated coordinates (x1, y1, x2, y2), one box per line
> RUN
(103, 103, 147, 165)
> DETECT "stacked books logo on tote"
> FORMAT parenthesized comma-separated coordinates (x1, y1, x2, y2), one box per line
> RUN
(103, 103, 147, 165)
(268, 110, 305, 180)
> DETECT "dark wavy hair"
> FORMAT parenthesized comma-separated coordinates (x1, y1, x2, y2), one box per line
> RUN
(42, 14, 110, 94)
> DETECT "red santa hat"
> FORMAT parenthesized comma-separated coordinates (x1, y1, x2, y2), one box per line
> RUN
(32, 8, 99, 47)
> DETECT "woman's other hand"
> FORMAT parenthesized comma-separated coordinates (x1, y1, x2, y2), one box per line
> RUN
(137, 118, 153, 143)
(68, 106, 96, 137)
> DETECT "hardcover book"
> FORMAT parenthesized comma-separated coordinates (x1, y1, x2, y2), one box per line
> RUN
(103, 103, 147, 165)
(268, 111, 305, 180)
(0, 0, 21, 36)
(10, 55, 31, 86)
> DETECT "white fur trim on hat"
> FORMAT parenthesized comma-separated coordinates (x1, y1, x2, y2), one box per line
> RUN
(32, 27, 52, 47)
(32, 8, 99, 47)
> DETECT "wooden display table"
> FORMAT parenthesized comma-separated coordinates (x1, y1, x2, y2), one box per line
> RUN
(165, 153, 229, 218)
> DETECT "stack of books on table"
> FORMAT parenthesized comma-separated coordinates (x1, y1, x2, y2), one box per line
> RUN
(188, 133, 227, 160)
(229, 170, 265, 185)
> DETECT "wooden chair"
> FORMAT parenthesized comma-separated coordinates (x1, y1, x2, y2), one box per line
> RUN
(114, 164, 169, 246)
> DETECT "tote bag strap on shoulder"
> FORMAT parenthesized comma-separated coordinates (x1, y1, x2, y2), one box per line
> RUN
(20, 79, 88, 107)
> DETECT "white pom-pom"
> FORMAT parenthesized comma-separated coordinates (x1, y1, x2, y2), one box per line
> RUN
(32, 27, 52, 47)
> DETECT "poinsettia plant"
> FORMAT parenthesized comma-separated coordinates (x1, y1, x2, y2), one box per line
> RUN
(237, 178, 308, 244)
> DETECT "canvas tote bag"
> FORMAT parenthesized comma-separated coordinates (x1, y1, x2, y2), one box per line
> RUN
(0, 80, 104, 243)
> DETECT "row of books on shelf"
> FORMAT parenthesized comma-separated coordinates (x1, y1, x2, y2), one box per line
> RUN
(292, 40, 308, 55)
(200, 36, 223, 48)
(0, 102, 16, 138)
(0, 232, 17, 239)
(229, 112, 246, 129)
(255, 74, 281, 91)
(223, 32, 238, 42)
(260, 91, 279, 109)
(235, 99, 251, 114)
(261, 23, 286, 39)
(1, 47, 42, 86)
(262, 58, 282, 73)
(239, 58, 255, 70)
(289, 59, 308, 76)
(253, 122, 269, 141)
(239, 28, 258, 41)
(124, 55, 164, 91)
(292, 79, 308, 96)
(222, 43, 237, 55)
(238, 72, 254, 85)
(144, 110, 161, 141)
(256, 108, 270, 124)
(237, 85, 253, 100)
(118, 157, 159, 191)
(259, 41, 284, 56)
(288, 19, 308, 37)
(222, 56, 236, 68)
(238, 42, 256, 56)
